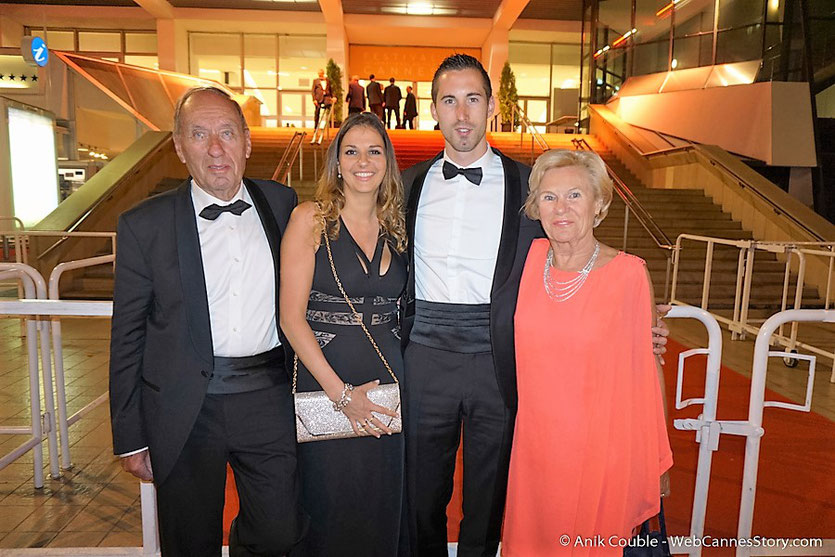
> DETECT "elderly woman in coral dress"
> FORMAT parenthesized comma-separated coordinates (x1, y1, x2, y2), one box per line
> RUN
(502, 149, 672, 557)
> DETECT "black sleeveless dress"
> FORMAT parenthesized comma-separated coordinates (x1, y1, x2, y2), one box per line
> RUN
(293, 220, 407, 557)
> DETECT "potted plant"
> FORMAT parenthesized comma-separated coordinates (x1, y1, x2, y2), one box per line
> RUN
(326, 59, 344, 126)
(498, 61, 519, 132)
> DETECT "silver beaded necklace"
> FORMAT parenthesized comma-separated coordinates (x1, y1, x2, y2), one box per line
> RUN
(542, 242, 600, 302)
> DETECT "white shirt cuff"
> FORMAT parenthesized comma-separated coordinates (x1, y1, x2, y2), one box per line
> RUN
(118, 447, 148, 458)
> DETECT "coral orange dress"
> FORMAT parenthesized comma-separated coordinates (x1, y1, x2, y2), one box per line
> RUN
(502, 239, 673, 557)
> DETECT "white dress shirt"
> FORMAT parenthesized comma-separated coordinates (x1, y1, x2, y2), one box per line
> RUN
(191, 181, 279, 357)
(414, 146, 505, 304)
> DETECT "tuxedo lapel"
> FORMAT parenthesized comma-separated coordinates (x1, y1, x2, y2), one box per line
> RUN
(174, 181, 214, 366)
(245, 179, 282, 314)
(491, 148, 522, 294)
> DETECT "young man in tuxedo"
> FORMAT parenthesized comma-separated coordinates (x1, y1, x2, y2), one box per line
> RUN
(109, 87, 305, 556)
(400, 54, 669, 557)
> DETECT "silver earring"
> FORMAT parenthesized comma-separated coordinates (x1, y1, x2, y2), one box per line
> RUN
(337, 168, 342, 179)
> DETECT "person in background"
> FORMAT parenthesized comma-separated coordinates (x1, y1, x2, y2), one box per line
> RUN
(346, 75, 366, 115)
(366, 74, 385, 122)
(502, 149, 672, 556)
(403, 86, 418, 130)
(384, 77, 403, 129)
(312, 68, 334, 129)
(281, 112, 408, 557)
(109, 86, 306, 556)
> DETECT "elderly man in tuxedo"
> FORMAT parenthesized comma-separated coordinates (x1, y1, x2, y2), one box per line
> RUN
(109, 86, 305, 556)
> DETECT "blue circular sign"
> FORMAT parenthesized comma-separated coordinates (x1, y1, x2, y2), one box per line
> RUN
(30, 37, 48, 67)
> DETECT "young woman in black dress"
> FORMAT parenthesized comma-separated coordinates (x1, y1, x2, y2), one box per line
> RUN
(280, 112, 408, 556)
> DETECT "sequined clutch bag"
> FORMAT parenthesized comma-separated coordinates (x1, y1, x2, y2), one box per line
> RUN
(294, 383, 401, 442)
(292, 217, 402, 443)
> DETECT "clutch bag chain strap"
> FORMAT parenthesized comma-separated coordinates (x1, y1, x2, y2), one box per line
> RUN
(292, 217, 399, 393)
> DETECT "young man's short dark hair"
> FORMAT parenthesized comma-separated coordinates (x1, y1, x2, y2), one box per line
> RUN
(431, 53, 492, 102)
(390, 77, 396, 83)
(369, 74, 375, 80)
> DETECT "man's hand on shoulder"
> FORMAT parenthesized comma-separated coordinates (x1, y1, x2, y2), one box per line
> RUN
(653, 303, 671, 365)
(121, 449, 153, 482)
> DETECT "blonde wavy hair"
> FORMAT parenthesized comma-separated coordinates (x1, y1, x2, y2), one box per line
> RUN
(313, 112, 407, 252)
(524, 149, 613, 227)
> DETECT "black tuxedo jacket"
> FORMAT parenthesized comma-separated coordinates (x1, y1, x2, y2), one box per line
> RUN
(400, 148, 543, 410)
(404, 93, 418, 118)
(384, 84, 402, 107)
(346, 82, 366, 110)
(312, 78, 332, 104)
(367, 81, 384, 105)
(109, 178, 297, 485)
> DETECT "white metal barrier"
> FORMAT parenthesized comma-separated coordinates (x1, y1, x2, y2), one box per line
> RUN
(0, 263, 62, 482)
(666, 305, 724, 557)
(670, 235, 835, 382)
(48, 254, 115, 470)
(736, 309, 835, 557)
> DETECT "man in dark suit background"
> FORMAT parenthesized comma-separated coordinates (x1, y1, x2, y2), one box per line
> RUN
(403, 85, 418, 130)
(366, 74, 384, 121)
(109, 86, 305, 556)
(345, 75, 365, 115)
(312, 68, 333, 128)
(384, 77, 403, 129)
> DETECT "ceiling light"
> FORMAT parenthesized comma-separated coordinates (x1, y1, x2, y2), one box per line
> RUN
(407, 2, 434, 15)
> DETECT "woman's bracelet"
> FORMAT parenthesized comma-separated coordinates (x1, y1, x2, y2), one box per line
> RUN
(332, 383, 354, 412)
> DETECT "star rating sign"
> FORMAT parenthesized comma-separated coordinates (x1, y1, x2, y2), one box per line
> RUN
(0, 74, 5, 80)
(31, 74, 38, 82)
(20, 75, 27, 82)
(8, 74, 15, 81)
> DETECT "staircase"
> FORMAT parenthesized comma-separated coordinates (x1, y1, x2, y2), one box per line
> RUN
(594, 148, 821, 308)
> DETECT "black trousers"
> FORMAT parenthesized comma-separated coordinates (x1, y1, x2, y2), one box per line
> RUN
(386, 106, 401, 128)
(348, 106, 363, 115)
(314, 102, 331, 128)
(404, 343, 515, 557)
(405, 116, 416, 130)
(156, 384, 306, 556)
(370, 104, 384, 121)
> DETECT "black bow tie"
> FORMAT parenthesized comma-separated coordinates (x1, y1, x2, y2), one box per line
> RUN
(199, 199, 252, 221)
(442, 161, 483, 186)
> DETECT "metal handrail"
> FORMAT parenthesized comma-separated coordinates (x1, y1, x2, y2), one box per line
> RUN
(310, 104, 333, 145)
(513, 104, 550, 153)
(35, 132, 172, 262)
(272, 131, 306, 186)
(572, 138, 673, 249)
(544, 115, 579, 128)
(572, 137, 675, 300)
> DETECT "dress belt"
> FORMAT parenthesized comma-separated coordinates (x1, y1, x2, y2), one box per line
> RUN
(410, 300, 492, 354)
(206, 345, 286, 395)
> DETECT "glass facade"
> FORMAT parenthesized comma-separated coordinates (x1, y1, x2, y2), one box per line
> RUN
(582, 0, 800, 116)
(509, 41, 581, 129)
(189, 32, 326, 126)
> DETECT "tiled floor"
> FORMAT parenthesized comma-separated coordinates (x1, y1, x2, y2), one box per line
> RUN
(0, 309, 832, 551)
(0, 317, 141, 550)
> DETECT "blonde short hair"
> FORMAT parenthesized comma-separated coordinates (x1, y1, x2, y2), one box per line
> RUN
(523, 149, 614, 226)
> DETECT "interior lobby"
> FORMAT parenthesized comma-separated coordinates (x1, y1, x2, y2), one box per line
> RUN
(0, 0, 833, 554)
